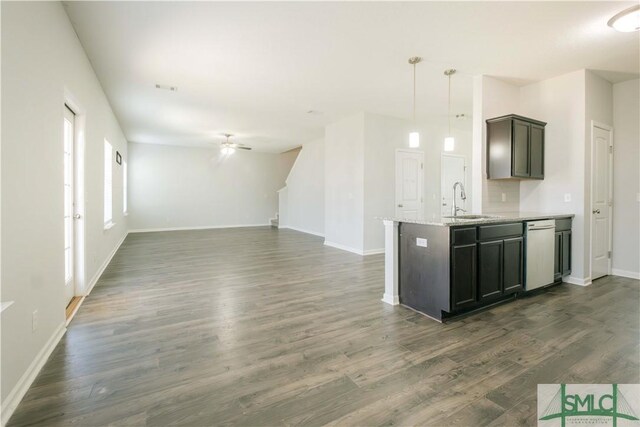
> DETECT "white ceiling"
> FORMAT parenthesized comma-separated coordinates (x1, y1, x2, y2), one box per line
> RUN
(63, 1, 639, 152)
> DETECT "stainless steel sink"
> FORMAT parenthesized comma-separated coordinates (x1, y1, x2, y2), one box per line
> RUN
(442, 214, 500, 220)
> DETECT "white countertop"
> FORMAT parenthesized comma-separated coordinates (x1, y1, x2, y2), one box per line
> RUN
(379, 211, 574, 227)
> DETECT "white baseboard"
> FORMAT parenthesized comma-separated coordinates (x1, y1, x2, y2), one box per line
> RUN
(363, 248, 385, 256)
(85, 231, 129, 296)
(324, 240, 364, 255)
(1, 322, 66, 426)
(128, 224, 270, 233)
(381, 293, 399, 305)
(323, 241, 384, 256)
(278, 225, 325, 238)
(566, 276, 592, 286)
(611, 269, 640, 280)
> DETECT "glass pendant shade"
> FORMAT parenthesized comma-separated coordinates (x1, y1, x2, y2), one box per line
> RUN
(444, 136, 455, 152)
(409, 132, 420, 148)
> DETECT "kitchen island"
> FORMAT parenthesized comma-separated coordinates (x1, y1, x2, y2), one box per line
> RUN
(381, 212, 574, 322)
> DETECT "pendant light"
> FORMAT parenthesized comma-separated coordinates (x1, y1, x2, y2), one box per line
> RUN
(444, 69, 456, 152)
(408, 57, 422, 148)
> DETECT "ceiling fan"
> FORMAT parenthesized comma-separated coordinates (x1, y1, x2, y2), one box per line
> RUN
(220, 133, 251, 155)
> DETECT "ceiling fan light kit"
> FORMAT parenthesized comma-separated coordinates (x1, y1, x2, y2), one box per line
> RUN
(219, 133, 252, 155)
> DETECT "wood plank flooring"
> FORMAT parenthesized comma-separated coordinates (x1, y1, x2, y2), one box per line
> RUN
(8, 227, 640, 426)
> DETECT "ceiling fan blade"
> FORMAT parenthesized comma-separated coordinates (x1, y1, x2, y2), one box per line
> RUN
(237, 146, 252, 150)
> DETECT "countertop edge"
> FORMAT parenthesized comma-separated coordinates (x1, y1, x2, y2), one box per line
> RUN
(378, 213, 575, 227)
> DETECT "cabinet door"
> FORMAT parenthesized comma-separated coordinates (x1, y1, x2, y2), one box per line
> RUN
(512, 120, 530, 177)
(451, 244, 477, 309)
(562, 230, 572, 276)
(478, 240, 503, 300)
(530, 124, 544, 179)
(554, 232, 562, 282)
(503, 237, 524, 294)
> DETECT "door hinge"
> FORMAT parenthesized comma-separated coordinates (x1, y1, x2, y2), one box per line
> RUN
(609, 146, 613, 154)
(421, 163, 423, 169)
(608, 250, 612, 259)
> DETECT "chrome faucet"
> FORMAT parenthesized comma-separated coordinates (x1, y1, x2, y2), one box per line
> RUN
(452, 181, 467, 217)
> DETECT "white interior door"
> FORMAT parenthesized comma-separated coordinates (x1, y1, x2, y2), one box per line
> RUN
(591, 124, 613, 280)
(441, 155, 466, 217)
(395, 150, 424, 219)
(63, 106, 76, 305)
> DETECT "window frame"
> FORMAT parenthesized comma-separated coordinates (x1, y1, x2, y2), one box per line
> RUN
(104, 139, 114, 229)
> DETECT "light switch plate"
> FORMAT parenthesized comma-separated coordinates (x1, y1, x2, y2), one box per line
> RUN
(416, 238, 428, 248)
(564, 193, 572, 202)
(501, 193, 506, 202)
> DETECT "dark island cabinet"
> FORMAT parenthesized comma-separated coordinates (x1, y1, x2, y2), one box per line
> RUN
(451, 223, 524, 309)
(487, 114, 546, 180)
(399, 218, 571, 322)
(478, 234, 524, 302)
(451, 243, 477, 309)
(554, 218, 572, 282)
(478, 240, 503, 300)
(503, 237, 524, 293)
(554, 232, 563, 282)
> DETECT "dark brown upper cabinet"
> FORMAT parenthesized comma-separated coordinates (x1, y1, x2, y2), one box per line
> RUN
(486, 114, 546, 180)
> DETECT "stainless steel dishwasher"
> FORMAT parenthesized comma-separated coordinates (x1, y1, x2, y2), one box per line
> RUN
(525, 220, 556, 290)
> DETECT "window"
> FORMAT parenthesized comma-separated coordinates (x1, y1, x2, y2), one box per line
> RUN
(104, 140, 113, 227)
(123, 160, 128, 214)
(64, 107, 75, 284)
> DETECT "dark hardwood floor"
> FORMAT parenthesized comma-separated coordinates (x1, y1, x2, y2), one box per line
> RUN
(8, 227, 640, 426)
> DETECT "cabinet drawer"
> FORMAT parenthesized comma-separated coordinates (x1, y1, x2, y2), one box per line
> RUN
(555, 218, 572, 232)
(451, 227, 476, 245)
(478, 223, 523, 241)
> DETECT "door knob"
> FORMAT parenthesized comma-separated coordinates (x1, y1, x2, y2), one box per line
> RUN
(73, 214, 82, 219)
(592, 209, 600, 214)
(398, 204, 403, 208)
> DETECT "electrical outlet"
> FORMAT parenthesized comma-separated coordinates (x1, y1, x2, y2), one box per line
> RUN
(32, 309, 38, 332)
(501, 193, 506, 202)
(564, 193, 572, 202)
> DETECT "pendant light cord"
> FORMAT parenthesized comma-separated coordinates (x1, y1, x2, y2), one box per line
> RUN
(413, 63, 417, 124)
(448, 73, 451, 135)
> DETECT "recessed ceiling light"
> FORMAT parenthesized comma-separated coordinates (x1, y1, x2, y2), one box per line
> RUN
(608, 5, 640, 32)
(155, 84, 177, 91)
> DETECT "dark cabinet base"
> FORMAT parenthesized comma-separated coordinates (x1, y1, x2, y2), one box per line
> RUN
(398, 217, 572, 323)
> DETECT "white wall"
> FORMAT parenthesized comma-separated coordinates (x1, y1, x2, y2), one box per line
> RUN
(324, 113, 365, 253)
(363, 113, 472, 252)
(476, 70, 636, 283)
(519, 70, 588, 281)
(472, 76, 522, 213)
(323, 112, 472, 254)
(1, 2, 129, 420)
(128, 143, 294, 231)
(280, 138, 324, 236)
(612, 79, 640, 278)
(584, 71, 614, 280)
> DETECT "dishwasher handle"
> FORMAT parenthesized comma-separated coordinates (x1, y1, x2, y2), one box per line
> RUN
(528, 225, 555, 230)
